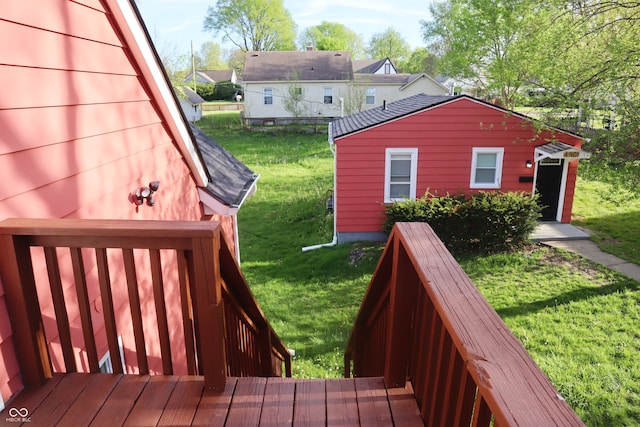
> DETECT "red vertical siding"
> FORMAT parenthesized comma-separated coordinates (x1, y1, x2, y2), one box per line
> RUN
(335, 98, 583, 234)
(0, 0, 206, 401)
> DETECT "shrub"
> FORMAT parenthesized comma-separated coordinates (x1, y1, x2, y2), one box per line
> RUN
(383, 191, 542, 253)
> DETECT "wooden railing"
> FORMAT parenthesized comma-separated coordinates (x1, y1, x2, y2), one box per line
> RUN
(345, 222, 585, 426)
(0, 218, 290, 391)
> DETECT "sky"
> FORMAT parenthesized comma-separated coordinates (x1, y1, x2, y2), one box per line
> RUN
(135, 0, 431, 58)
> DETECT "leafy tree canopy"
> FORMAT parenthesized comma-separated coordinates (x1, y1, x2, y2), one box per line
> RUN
(298, 21, 365, 58)
(194, 42, 227, 70)
(397, 47, 438, 75)
(367, 28, 411, 66)
(422, 0, 540, 108)
(203, 0, 297, 51)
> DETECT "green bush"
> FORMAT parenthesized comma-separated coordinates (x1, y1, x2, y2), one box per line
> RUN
(195, 83, 216, 101)
(383, 191, 542, 253)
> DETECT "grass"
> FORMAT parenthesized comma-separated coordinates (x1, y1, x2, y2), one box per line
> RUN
(199, 113, 382, 378)
(199, 112, 640, 425)
(572, 160, 640, 264)
(459, 249, 640, 426)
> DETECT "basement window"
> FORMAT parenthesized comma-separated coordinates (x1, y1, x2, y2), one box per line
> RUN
(323, 87, 333, 104)
(99, 336, 126, 373)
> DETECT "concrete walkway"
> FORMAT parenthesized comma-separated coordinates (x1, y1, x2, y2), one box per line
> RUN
(531, 223, 640, 282)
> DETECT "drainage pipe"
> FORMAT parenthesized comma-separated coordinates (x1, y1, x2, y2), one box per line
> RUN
(302, 122, 338, 252)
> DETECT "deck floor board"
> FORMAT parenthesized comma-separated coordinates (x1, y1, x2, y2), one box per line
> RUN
(1, 374, 423, 426)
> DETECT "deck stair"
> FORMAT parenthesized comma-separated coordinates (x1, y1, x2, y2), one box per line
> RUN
(0, 219, 586, 426)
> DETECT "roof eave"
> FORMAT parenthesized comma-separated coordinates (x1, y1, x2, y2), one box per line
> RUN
(108, 0, 209, 187)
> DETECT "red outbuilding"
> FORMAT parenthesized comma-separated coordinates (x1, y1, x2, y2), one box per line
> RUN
(329, 94, 591, 243)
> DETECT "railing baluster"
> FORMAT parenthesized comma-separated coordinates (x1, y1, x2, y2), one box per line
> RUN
(441, 346, 464, 425)
(177, 251, 196, 375)
(95, 247, 123, 374)
(471, 393, 493, 427)
(149, 249, 173, 375)
(122, 248, 148, 374)
(70, 247, 99, 373)
(454, 372, 477, 426)
(44, 247, 76, 372)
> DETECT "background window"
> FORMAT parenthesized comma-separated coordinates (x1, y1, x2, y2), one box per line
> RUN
(365, 88, 376, 105)
(263, 88, 273, 105)
(471, 148, 504, 188)
(385, 148, 418, 202)
(323, 87, 333, 104)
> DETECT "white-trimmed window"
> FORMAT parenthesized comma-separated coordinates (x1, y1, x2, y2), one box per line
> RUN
(385, 148, 418, 202)
(365, 87, 376, 105)
(323, 87, 333, 104)
(263, 88, 273, 105)
(470, 147, 504, 189)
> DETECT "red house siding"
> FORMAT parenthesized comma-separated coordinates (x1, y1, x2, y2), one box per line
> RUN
(335, 98, 583, 238)
(0, 0, 230, 403)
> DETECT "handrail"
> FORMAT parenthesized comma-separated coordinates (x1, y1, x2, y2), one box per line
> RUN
(0, 218, 290, 391)
(345, 222, 585, 426)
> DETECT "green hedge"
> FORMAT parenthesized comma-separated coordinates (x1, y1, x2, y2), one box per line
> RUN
(383, 191, 542, 253)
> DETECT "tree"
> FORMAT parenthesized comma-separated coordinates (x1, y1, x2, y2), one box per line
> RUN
(203, 0, 297, 51)
(367, 28, 411, 65)
(532, 1, 640, 153)
(340, 77, 370, 115)
(194, 42, 226, 70)
(299, 21, 365, 58)
(397, 47, 438, 75)
(422, 0, 541, 108)
(283, 82, 310, 118)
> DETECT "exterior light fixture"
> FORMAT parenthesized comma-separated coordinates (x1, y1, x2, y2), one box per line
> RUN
(526, 159, 533, 169)
(132, 181, 160, 207)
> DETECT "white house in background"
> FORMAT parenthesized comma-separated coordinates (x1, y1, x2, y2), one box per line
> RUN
(241, 51, 449, 125)
(353, 58, 398, 74)
(435, 75, 481, 97)
(185, 69, 238, 85)
(178, 86, 205, 122)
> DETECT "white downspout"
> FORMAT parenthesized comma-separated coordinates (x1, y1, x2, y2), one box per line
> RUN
(302, 122, 338, 252)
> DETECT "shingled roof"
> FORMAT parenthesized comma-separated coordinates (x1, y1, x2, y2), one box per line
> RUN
(242, 51, 353, 82)
(190, 124, 258, 208)
(331, 93, 456, 139)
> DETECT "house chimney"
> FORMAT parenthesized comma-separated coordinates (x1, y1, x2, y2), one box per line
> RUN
(306, 44, 314, 51)
(382, 100, 387, 111)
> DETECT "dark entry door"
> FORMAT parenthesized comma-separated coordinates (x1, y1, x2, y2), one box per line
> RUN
(536, 160, 564, 221)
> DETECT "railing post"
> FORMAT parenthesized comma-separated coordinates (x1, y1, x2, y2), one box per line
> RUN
(190, 228, 227, 391)
(259, 324, 273, 377)
(0, 235, 51, 387)
(383, 235, 419, 388)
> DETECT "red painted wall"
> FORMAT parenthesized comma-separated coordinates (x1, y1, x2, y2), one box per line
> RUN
(0, 0, 222, 402)
(335, 98, 583, 234)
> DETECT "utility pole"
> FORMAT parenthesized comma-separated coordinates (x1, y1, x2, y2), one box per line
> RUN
(191, 41, 197, 93)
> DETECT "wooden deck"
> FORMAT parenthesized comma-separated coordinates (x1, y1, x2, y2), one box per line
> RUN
(1, 374, 423, 426)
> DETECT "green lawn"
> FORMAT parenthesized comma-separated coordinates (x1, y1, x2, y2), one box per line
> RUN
(199, 112, 640, 426)
(572, 160, 640, 264)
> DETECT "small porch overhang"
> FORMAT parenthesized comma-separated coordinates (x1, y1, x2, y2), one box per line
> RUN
(534, 141, 591, 162)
